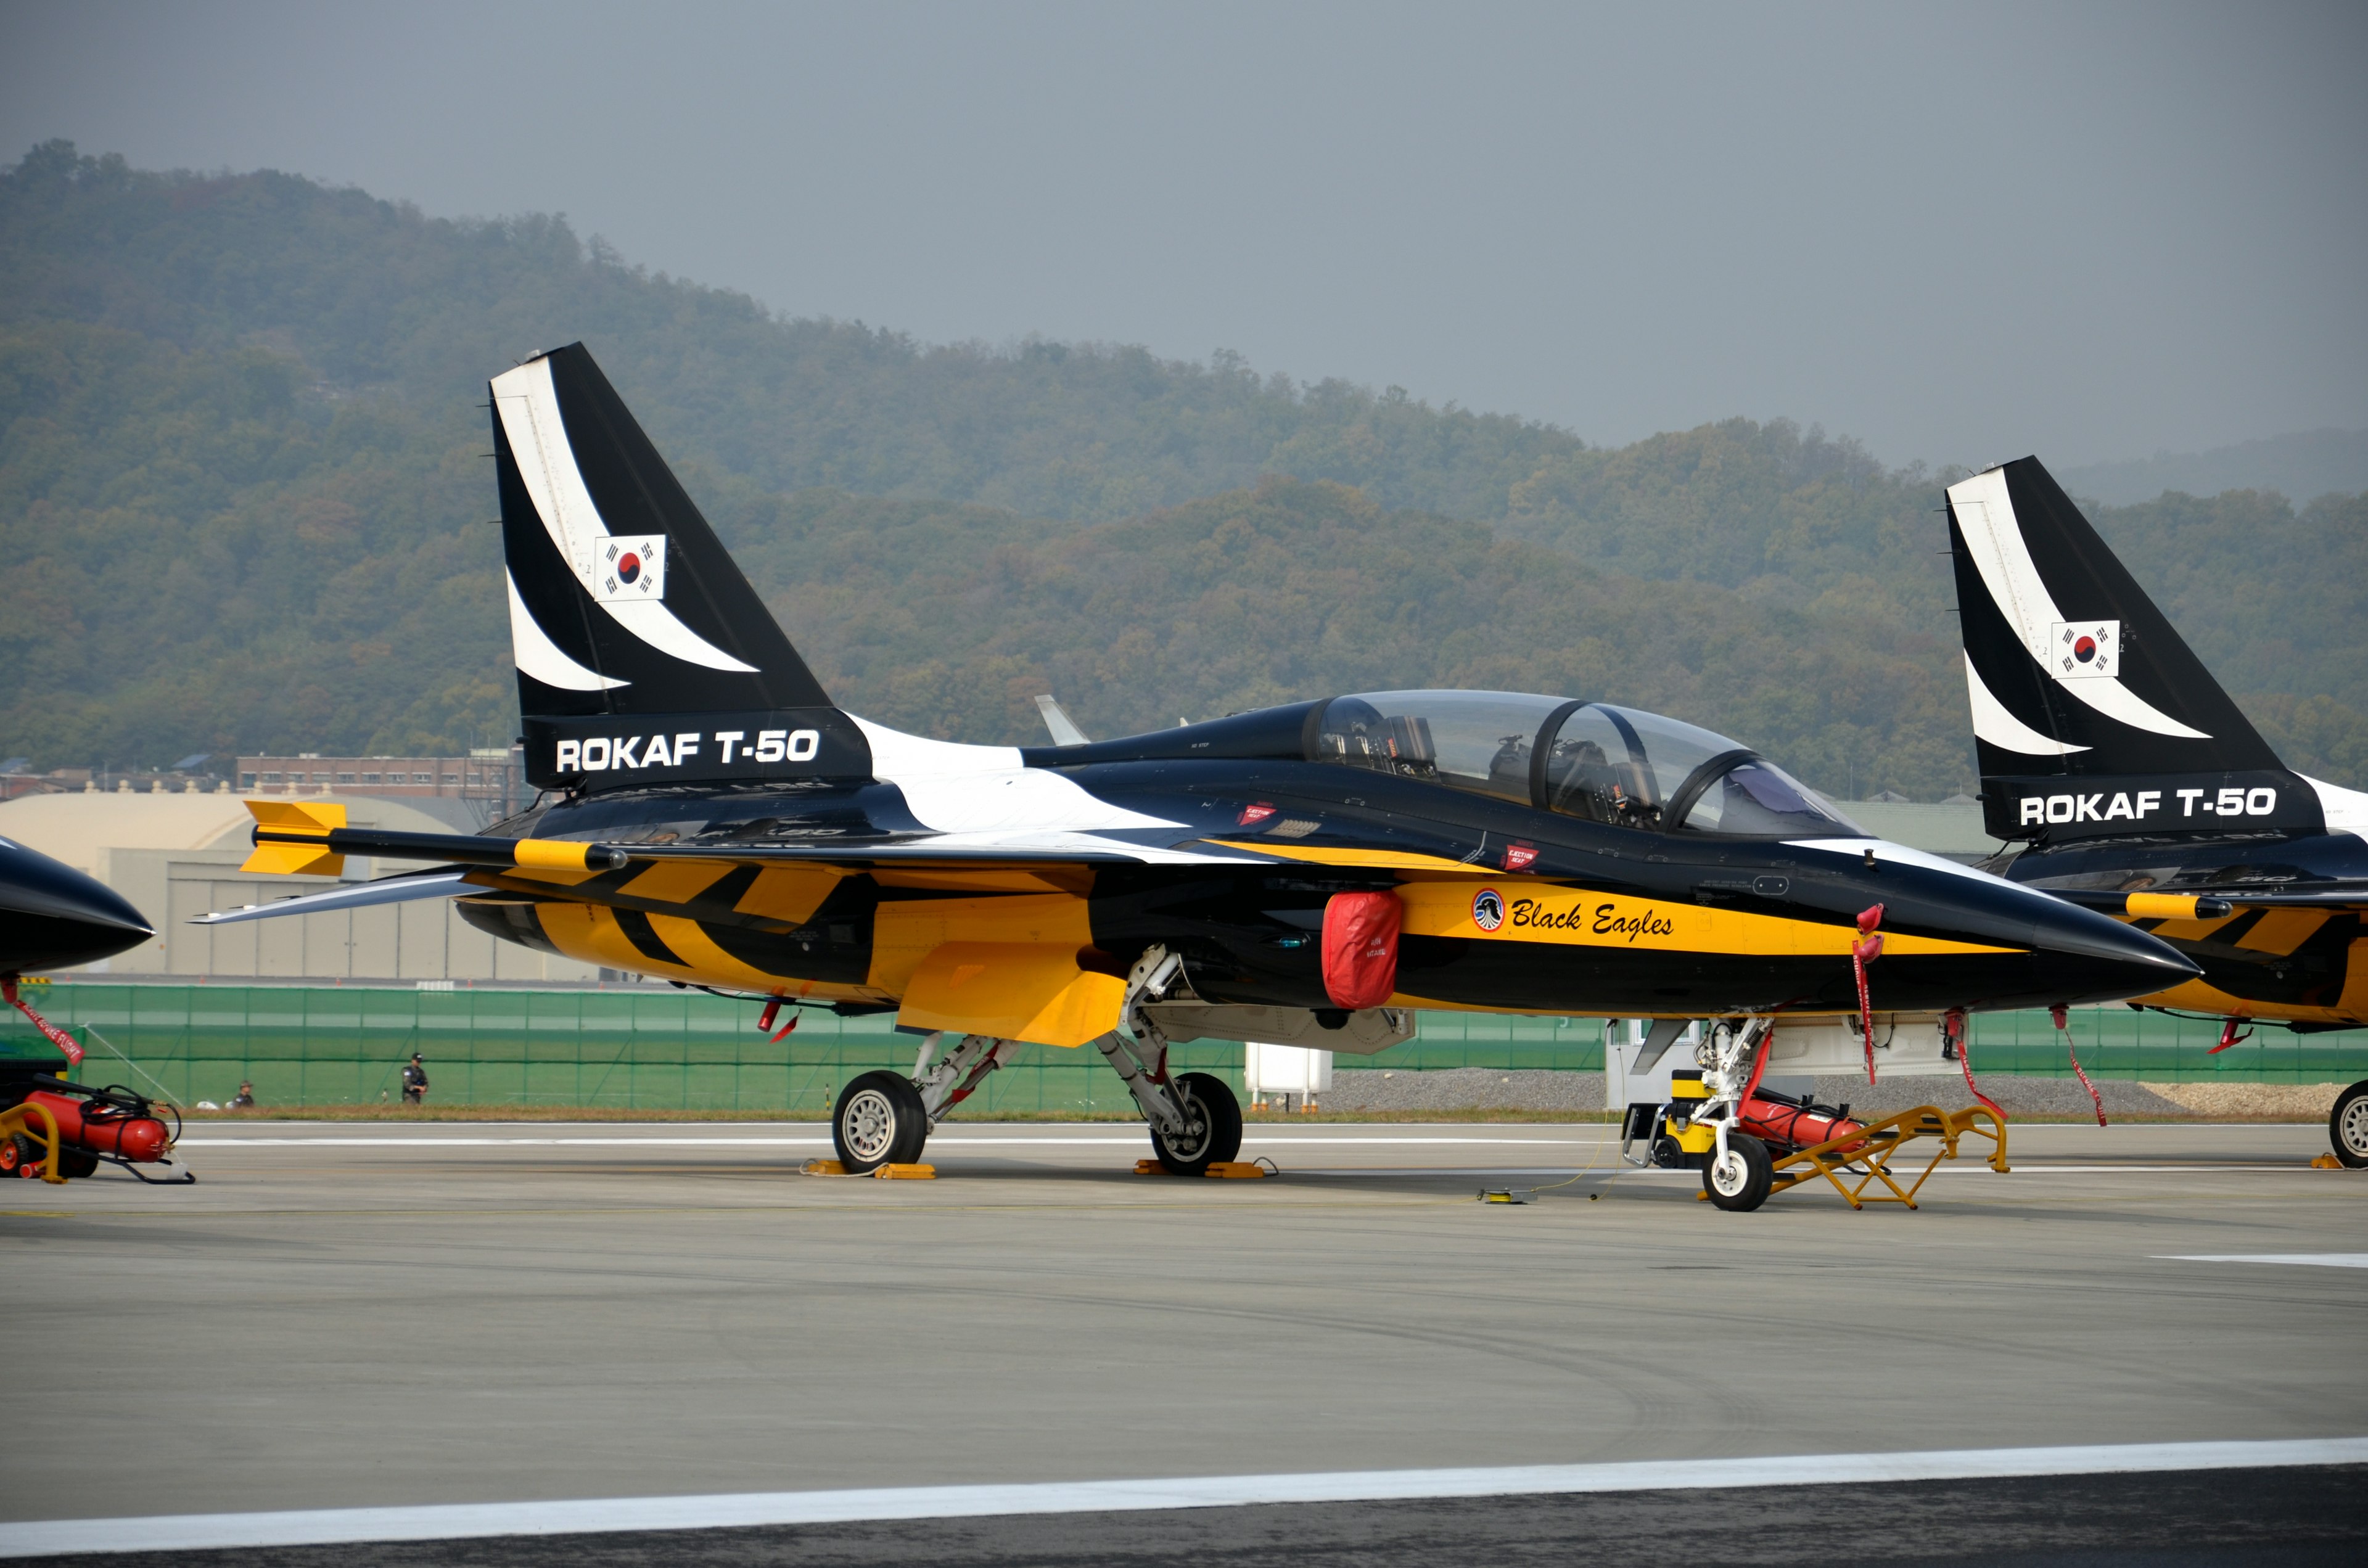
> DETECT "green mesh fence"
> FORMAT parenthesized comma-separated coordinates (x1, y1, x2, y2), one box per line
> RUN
(2, 983, 2362, 1110)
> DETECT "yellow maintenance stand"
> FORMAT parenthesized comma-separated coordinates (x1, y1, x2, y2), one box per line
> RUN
(1754, 1103, 2010, 1210)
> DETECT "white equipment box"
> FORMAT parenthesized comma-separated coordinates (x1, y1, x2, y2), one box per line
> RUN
(1243, 1040, 1333, 1109)
(1606, 1016, 1959, 1112)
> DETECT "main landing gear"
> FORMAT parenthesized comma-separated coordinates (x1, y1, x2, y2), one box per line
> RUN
(2332, 1080, 2368, 1170)
(831, 1031, 1026, 1173)
(832, 1072, 928, 1173)
(827, 947, 1254, 1177)
(1094, 946, 1243, 1176)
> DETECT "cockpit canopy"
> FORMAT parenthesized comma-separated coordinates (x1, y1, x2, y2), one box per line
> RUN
(1312, 689, 1860, 837)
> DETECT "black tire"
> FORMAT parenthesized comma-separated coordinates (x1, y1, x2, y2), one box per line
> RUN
(2331, 1080, 2368, 1170)
(0, 1133, 31, 1176)
(1151, 1072, 1243, 1176)
(60, 1148, 99, 1180)
(832, 1072, 929, 1174)
(1703, 1133, 1774, 1212)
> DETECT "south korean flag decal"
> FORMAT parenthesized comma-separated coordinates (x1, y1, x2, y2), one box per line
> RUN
(2050, 620, 2118, 679)
(597, 536, 667, 602)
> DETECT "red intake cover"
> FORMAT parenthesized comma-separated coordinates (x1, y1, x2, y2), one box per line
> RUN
(1321, 892, 1402, 1010)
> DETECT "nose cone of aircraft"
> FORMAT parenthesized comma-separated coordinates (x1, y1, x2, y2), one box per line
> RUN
(2017, 890, 2202, 1004)
(1798, 839, 2200, 1012)
(0, 835, 155, 974)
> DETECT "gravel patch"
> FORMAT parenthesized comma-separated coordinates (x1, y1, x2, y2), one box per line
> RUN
(1322, 1070, 2350, 1119)
(1796, 1074, 2186, 1117)
(2146, 1081, 2348, 1119)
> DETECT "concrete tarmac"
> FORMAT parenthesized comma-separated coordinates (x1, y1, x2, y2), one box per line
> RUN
(7, 1119, 2364, 1560)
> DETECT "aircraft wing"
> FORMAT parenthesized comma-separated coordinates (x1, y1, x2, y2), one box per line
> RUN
(200, 810, 1288, 925)
(624, 832, 1272, 868)
(189, 869, 478, 925)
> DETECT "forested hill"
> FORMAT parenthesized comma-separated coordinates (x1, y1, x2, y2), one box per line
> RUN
(0, 140, 1569, 525)
(2, 141, 2362, 796)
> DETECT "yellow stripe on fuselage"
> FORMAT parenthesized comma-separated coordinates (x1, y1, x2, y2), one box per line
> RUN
(733, 866, 845, 927)
(504, 865, 607, 888)
(534, 903, 680, 975)
(2234, 908, 2331, 957)
(618, 860, 737, 905)
(1394, 880, 2014, 958)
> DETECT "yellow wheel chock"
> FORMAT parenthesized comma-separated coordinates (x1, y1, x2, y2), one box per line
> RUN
(0, 1099, 66, 1186)
(800, 1159, 935, 1178)
(1133, 1158, 1268, 1178)
(1696, 1103, 2009, 1210)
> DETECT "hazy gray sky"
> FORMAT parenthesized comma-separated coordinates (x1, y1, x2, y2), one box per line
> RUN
(5, 1, 2363, 469)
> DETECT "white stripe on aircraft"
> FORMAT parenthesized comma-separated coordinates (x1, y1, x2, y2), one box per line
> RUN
(1948, 468, 2208, 741)
(491, 356, 758, 675)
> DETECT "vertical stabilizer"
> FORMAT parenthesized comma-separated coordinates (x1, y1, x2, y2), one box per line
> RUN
(1947, 456, 2319, 841)
(493, 344, 829, 718)
(493, 345, 870, 791)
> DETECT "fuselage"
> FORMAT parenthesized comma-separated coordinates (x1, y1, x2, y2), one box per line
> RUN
(459, 696, 2194, 1022)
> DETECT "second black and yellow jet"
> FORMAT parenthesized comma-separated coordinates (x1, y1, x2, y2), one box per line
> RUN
(206, 345, 2193, 1183)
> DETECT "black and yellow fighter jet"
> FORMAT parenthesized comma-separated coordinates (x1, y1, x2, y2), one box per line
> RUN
(205, 347, 2192, 1191)
(1946, 456, 2368, 1164)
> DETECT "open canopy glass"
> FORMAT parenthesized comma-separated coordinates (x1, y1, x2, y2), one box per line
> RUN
(1312, 689, 1860, 838)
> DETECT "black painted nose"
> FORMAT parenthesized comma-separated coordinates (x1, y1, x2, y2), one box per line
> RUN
(0, 837, 155, 974)
(2022, 890, 2201, 1004)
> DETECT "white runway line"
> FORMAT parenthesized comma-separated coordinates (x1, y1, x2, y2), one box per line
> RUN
(5, 1438, 2361, 1557)
(161, 1135, 2324, 1175)
(2160, 1254, 2368, 1269)
(174, 1134, 1613, 1149)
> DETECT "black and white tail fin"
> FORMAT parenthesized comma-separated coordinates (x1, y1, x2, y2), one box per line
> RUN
(1947, 456, 2322, 842)
(493, 344, 869, 790)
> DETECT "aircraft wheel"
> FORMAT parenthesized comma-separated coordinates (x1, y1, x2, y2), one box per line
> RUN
(2330, 1080, 2368, 1170)
(833, 1072, 928, 1174)
(1151, 1072, 1243, 1176)
(1703, 1133, 1773, 1212)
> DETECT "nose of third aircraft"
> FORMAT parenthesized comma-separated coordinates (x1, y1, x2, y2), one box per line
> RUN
(0, 837, 157, 974)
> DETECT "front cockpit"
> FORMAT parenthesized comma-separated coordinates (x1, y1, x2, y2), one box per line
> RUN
(1310, 689, 1860, 838)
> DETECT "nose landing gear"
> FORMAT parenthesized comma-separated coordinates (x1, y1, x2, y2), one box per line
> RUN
(1703, 1133, 1774, 1211)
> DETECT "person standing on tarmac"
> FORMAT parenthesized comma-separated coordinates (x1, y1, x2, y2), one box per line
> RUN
(400, 1053, 429, 1106)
